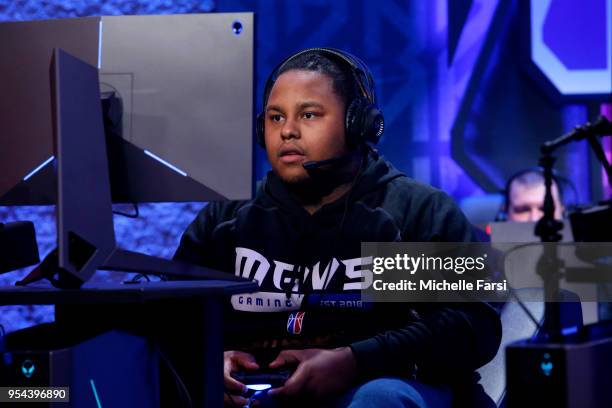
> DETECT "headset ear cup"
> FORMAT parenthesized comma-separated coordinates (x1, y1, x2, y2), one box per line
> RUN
(363, 105, 384, 144)
(344, 98, 362, 148)
(495, 205, 508, 222)
(345, 98, 384, 147)
(256, 113, 265, 148)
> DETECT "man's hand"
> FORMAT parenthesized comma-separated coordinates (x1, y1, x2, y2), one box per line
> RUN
(267, 347, 357, 402)
(224, 350, 259, 407)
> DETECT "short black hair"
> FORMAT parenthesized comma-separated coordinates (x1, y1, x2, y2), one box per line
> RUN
(506, 168, 565, 207)
(269, 51, 360, 108)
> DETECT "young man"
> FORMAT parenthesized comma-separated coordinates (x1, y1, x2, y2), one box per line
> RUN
(174, 48, 501, 407)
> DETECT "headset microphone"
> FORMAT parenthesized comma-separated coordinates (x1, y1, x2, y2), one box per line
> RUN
(302, 152, 355, 171)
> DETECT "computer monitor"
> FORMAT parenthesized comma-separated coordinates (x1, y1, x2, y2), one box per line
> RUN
(0, 14, 255, 285)
(4, 47, 251, 287)
(0, 13, 254, 204)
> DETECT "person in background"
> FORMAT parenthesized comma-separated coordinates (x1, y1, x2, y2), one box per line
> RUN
(504, 169, 565, 222)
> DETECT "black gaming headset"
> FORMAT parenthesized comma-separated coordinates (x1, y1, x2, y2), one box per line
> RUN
(255, 47, 385, 149)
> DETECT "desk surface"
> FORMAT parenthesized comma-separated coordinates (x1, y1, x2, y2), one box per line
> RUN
(0, 279, 258, 305)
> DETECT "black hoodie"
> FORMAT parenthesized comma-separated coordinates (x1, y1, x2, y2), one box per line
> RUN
(174, 151, 501, 383)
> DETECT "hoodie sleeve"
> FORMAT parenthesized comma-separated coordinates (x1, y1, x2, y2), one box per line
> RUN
(350, 190, 502, 382)
(350, 302, 501, 382)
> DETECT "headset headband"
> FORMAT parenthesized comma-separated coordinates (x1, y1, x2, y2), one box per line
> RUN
(262, 47, 377, 108)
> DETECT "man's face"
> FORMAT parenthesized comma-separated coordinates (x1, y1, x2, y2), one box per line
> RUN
(264, 69, 347, 184)
(507, 182, 564, 222)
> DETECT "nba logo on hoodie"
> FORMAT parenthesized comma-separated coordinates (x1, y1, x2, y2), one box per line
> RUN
(287, 311, 305, 334)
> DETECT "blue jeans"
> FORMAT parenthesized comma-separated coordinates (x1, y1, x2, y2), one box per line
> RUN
(336, 377, 451, 408)
(249, 377, 452, 408)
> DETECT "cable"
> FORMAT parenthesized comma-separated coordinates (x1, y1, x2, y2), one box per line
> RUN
(112, 203, 140, 218)
(339, 146, 370, 233)
(507, 288, 543, 335)
(499, 242, 582, 338)
(153, 343, 193, 408)
(123, 273, 152, 284)
(99, 82, 124, 101)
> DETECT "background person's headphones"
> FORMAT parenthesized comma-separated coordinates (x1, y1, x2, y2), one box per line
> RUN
(255, 47, 385, 149)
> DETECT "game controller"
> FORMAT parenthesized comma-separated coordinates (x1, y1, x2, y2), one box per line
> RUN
(232, 368, 294, 390)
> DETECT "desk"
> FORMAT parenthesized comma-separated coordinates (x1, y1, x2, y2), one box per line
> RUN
(0, 279, 258, 407)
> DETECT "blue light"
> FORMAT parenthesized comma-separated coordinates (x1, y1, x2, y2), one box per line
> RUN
(98, 20, 103, 69)
(540, 353, 553, 377)
(23, 156, 54, 181)
(21, 359, 35, 378)
(144, 150, 187, 177)
(246, 383, 272, 391)
(90, 379, 103, 408)
(561, 325, 579, 336)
